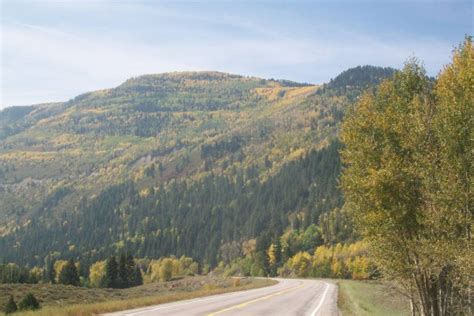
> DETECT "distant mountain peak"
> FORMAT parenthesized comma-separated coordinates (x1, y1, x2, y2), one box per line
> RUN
(316, 65, 397, 100)
(328, 65, 397, 89)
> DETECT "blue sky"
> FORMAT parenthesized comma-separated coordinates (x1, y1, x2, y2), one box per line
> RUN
(1, 0, 472, 108)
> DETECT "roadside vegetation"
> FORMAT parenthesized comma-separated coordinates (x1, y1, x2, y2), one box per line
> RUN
(1, 276, 275, 315)
(338, 280, 410, 316)
(341, 37, 472, 314)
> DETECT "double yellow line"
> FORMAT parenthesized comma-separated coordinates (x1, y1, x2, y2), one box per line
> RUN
(207, 283, 305, 316)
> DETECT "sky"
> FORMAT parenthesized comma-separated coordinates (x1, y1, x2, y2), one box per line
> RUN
(0, 0, 472, 108)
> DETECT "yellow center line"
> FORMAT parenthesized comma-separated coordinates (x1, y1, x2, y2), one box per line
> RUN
(206, 283, 305, 316)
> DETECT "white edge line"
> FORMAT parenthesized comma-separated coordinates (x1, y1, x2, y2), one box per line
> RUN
(310, 281, 331, 316)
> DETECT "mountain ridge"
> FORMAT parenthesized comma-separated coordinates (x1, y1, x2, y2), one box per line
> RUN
(2, 65, 392, 112)
(0, 65, 395, 266)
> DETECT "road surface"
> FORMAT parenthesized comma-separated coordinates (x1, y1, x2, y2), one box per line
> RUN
(106, 278, 338, 316)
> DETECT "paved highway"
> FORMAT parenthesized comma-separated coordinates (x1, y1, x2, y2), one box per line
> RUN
(106, 278, 338, 316)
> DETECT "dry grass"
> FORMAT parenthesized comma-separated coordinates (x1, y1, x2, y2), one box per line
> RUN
(1, 277, 276, 316)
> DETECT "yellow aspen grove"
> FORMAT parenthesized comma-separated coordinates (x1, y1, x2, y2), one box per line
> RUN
(341, 37, 473, 315)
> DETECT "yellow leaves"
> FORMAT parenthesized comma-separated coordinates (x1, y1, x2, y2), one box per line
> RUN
(89, 260, 106, 287)
(282, 241, 372, 279)
(285, 86, 319, 99)
(148, 256, 198, 283)
(267, 244, 277, 266)
(331, 260, 344, 278)
(340, 38, 472, 311)
(254, 87, 284, 101)
(139, 188, 151, 197)
(0, 151, 56, 162)
(54, 260, 68, 283)
(288, 251, 312, 277)
(253, 85, 317, 102)
(437, 37, 473, 107)
(313, 244, 331, 262)
(288, 148, 306, 160)
(348, 256, 370, 280)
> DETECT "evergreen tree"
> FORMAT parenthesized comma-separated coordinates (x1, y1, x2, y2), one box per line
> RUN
(293, 216, 301, 232)
(133, 266, 143, 286)
(5, 295, 17, 314)
(0, 140, 343, 270)
(58, 259, 80, 286)
(126, 254, 139, 286)
(104, 256, 119, 288)
(118, 253, 128, 288)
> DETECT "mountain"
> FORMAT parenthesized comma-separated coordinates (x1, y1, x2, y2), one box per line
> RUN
(316, 65, 397, 101)
(0, 67, 394, 267)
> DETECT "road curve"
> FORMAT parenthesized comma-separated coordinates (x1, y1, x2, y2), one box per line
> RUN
(105, 278, 338, 316)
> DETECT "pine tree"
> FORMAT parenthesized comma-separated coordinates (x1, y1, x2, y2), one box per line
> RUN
(118, 253, 128, 288)
(133, 266, 143, 286)
(126, 254, 138, 286)
(104, 256, 119, 288)
(58, 259, 80, 286)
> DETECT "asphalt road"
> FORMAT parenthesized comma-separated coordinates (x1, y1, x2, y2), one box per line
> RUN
(106, 278, 338, 316)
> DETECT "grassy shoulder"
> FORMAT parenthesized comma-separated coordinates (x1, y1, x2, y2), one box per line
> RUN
(1, 276, 276, 316)
(338, 280, 411, 316)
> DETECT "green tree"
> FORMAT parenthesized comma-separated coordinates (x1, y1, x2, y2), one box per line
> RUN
(133, 266, 143, 286)
(126, 254, 139, 286)
(341, 38, 473, 315)
(104, 256, 119, 288)
(5, 295, 17, 314)
(58, 259, 80, 286)
(18, 293, 40, 311)
(426, 37, 473, 313)
(118, 253, 128, 288)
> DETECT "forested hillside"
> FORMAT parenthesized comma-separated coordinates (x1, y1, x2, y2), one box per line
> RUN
(0, 67, 393, 271)
(316, 65, 396, 101)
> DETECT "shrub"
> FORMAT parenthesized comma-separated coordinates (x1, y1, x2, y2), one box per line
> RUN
(5, 295, 17, 314)
(18, 293, 40, 311)
(159, 258, 173, 281)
